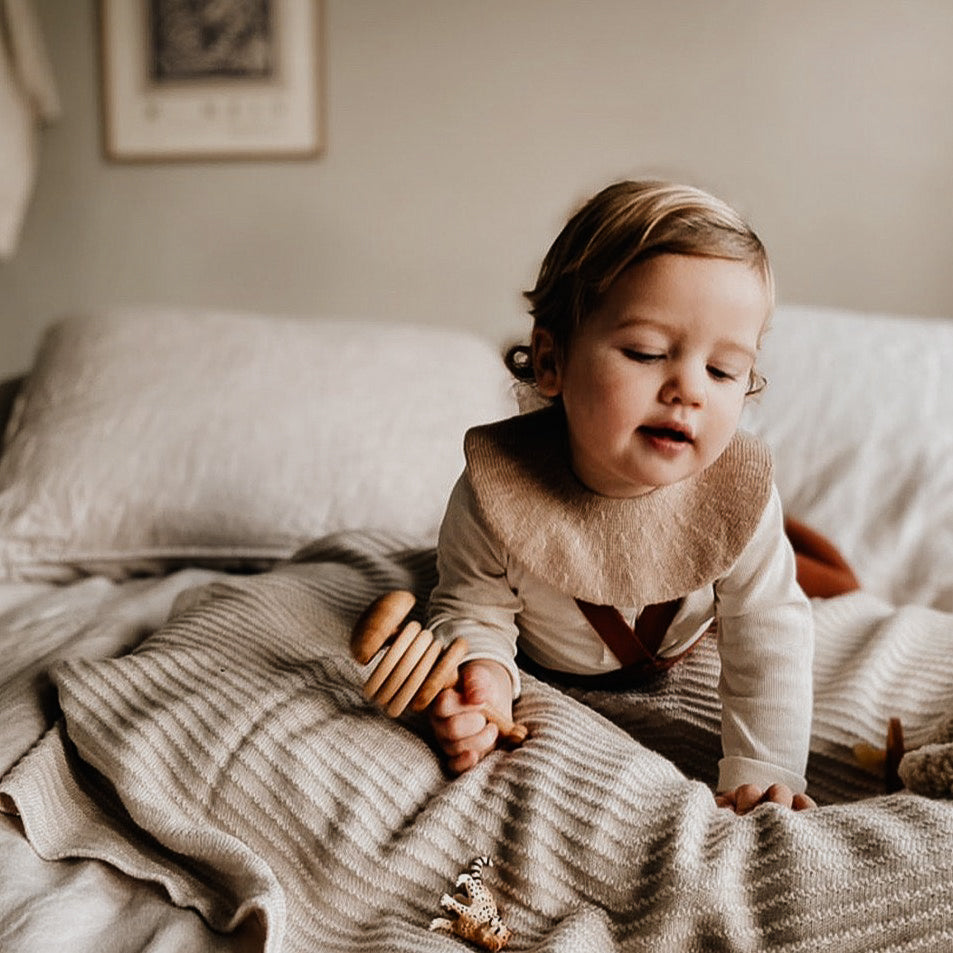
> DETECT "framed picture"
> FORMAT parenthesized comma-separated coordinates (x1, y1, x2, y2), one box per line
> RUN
(99, 0, 323, 161)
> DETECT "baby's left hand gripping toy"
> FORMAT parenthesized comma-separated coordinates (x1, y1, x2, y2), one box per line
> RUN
(349, 590, 528, 745)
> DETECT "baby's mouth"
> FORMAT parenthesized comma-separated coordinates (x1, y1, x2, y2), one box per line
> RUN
(639, 425, 694, 444)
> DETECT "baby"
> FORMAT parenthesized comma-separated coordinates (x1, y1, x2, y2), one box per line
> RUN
(428, 180, 815, 814)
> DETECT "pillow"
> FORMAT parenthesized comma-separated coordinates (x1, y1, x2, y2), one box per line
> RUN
(743, 304, 953, 611)
(0, 309, 518, 581)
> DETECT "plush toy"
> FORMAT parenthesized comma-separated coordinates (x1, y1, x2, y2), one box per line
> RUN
(350, 590, 528, 745)
(429, 856, 512, 951)
(854, 714, 953, 798)
(897, 713, 953, 798)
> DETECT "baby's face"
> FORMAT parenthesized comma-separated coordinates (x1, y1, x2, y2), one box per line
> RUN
(536, 253, 769, 497)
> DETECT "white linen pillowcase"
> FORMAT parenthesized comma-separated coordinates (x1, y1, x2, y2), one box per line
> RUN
(743, 304, 953, 611)
(0, 308, 518, 581)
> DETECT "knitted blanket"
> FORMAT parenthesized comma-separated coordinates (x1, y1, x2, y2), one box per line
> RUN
(3, 533, 953, 952)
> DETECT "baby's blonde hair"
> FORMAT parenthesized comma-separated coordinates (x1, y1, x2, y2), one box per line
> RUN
(507, 180, 773, 394)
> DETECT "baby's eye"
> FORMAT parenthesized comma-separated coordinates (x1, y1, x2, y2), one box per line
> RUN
(707, 365, 740, 382)
(622, 349, 665, 363)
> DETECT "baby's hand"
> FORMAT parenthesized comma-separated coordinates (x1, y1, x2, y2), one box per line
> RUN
(429, 659, 513, 774)
(715, 783, 817, 814)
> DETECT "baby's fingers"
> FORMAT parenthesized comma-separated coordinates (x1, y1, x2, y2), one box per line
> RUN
(734, 783, 768, 814)
(716, 783, 817, 814)
(446, 749, 481, 774)
(791, 792, 817, 811)
(429, 685, 468, 721)
(443, 721, 499, 774)
(429, 686, 499, 773)
(762, 784, 817, 811)
(431, 705, 493, 745)
(715, 783, 779, 814)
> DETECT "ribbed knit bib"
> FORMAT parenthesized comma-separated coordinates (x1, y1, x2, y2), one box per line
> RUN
(464, 406, 774, 606)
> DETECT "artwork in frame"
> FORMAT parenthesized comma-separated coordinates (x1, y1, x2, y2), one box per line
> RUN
(99, 0, 323, 161)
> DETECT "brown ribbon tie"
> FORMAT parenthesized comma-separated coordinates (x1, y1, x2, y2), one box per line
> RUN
(575, 597, 683, 670)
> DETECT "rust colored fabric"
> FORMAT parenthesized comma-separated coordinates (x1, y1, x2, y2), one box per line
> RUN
(784, 518, 861, 598)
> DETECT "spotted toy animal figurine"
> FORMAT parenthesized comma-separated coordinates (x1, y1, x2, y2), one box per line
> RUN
(429, 856, 512, 951)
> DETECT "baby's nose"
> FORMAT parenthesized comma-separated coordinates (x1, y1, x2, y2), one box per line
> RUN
(661, 364, 705, 405)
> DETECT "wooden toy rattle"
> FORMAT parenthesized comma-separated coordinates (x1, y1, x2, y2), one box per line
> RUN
(350, 590, 528, 745)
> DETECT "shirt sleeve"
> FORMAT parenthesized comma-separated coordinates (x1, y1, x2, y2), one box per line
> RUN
(427, 471, 524, 696)
(714, 485, 815, 794)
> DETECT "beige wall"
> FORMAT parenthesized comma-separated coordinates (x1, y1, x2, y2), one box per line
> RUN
(1, 0, 952, 377)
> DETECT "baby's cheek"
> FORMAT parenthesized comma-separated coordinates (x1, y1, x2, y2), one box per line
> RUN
(702, 418, 742, 467)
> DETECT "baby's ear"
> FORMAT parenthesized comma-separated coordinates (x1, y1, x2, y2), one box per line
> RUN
(746, 368, 767, 397)
(531, 327, 562, 398)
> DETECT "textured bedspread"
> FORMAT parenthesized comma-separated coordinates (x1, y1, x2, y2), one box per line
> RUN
(4, 533, 953, 952)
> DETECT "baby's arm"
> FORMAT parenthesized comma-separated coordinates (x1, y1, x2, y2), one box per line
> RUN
(429, 659, 514, 773)
(714, 487, 816, 811)
(427, 473, 523, 772)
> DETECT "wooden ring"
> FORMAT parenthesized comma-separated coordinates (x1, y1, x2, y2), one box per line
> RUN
(384, 635, 444, 717)
(350, 590, 416, 665)
(363, 620, 421, 700)
(372, 628, 434, 707)
(409, 637, 469, 712)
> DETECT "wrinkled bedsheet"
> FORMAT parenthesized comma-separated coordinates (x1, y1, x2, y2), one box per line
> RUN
(3, 533, 953, 952)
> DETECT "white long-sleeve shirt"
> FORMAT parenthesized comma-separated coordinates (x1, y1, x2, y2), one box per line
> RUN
(429, 471, 814, 794)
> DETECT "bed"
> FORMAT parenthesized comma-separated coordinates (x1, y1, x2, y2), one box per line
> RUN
(2, 303, 953, 952)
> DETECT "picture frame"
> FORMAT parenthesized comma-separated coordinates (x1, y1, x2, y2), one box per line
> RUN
(99, 0, 323, 162)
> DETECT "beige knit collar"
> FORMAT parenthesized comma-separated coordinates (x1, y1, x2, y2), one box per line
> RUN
(464, 406, 773, 606)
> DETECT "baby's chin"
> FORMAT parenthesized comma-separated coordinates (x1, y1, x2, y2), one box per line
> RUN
(571, 433, 736, 497)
